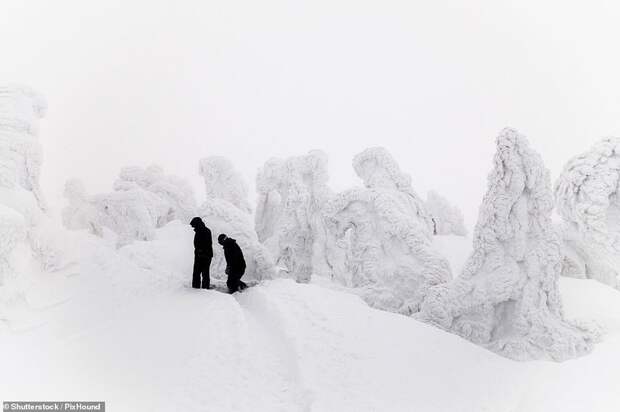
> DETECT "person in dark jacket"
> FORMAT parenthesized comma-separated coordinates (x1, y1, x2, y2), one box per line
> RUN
(190, 217, 213, 289)
(218, 234, 247, 293)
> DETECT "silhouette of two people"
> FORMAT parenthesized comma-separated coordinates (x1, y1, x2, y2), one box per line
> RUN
(190, 217, 247, 293)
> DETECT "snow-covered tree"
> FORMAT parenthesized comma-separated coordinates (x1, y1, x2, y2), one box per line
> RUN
(255, 150, 345, 283)
(418, 128, 596, 361)
(196, 156, 275, 281)
(324, 147, 451, 314)
(196, 199, 275, 282)
(554, 138, 620, 289)
(426, 190, 467, 236)
(115, 164, 197, 224)
(199, 156, 252, 214)
(0, 84, 48, 213)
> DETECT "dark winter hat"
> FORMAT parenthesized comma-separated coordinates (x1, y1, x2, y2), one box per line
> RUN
(190, 217, 203, 227)
(218, 234, 227, 244)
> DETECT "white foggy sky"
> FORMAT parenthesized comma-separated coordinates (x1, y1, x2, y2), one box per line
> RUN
(2, 0, 620, 228)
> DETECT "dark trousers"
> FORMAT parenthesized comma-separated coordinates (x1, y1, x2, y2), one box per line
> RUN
(226, 268, 247, 293)
(192, 256, 212, 289)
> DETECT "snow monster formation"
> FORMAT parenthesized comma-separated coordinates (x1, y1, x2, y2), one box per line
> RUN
(199, 156, 252, 214)
(115, 164, 197, 224)
(418, 128, 596, 361)
(198, 156, 275, 282)
(555, 138, 620, 289)
(62, 165, 196, 247)
(0, 85, 68, 293)
(0, 85, 45, 283)
(323, 147, 451, 314)
(425, 190, 467, 236)
(255, 151, 346, 283)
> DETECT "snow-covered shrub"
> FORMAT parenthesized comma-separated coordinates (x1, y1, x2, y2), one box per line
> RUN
(256, 151, 345, 283)
(324, 147, 451, 314)
(418, 128, 596, 361)
(62, 178, 171, 247)
(116, 164, 197, 224)
(555, 138, 620, 289)
(200, 156, 252, 214)
(426, 190, 467, 236)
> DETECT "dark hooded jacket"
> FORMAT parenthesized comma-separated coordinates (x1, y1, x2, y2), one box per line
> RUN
(191, 219, 213, 259)
(222, 237, 246, 275)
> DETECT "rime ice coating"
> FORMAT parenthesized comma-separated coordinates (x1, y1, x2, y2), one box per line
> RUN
(324, 147, 452, 314)
(418, 128, 596, 361)
(555, 138, 620, 289)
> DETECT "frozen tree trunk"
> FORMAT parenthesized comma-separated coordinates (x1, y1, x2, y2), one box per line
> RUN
(555, 138, 620, 289)
(425, 190, 468, 236)
(324, 147, 452, 314)
(418, 128, 596, 361)
(255, 151, 345, 283)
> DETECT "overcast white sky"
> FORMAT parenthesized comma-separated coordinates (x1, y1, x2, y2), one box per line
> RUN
(2, 0, 620, 228)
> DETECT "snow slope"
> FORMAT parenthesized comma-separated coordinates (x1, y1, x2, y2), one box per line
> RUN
(2, 223, 620, 412)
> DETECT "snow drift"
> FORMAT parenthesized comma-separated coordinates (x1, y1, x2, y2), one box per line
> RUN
(555, 137, 620, 289)
(419, 128, 596, 361)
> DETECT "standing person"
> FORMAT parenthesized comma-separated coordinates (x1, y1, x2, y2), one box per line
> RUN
(190, 217, 213, 289)
(218, 234, 247, 293)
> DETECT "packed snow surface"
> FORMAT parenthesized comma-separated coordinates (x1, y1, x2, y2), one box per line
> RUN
(2, 223, 620, 412)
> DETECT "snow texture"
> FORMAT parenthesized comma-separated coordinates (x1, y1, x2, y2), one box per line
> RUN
(0, 84, 47, 212)
(255, 151, 345, 283)
(63, 165, 196, 247)
(196, 199, 275, 282)
(324, 147, 452, 314)
(555, 137, 620, 289)
(418, 128, 597, 361)
(426, 190, 468, 236)
(200, 156, 252, 214)
(196, 156, 275, 282)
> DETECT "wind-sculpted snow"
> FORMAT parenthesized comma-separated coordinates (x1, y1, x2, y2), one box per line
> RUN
(0, 86, 70, 281)
(200, 156, 252, 214)
(555, 138, 620, 289)
(418, 128, 596, 361)
(116, 164, 197, 224)
(0, 85, 47, 211)
(426, 190, 467, 236)
(63, 166, 197, 247)
(197, 198, 275, 282)
(63, 178, 172, 247)
(324, 147, 451, 314)
(256, 151, 346, 283)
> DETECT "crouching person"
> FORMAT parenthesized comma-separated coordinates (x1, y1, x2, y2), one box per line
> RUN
(218, 234, 247, 293)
